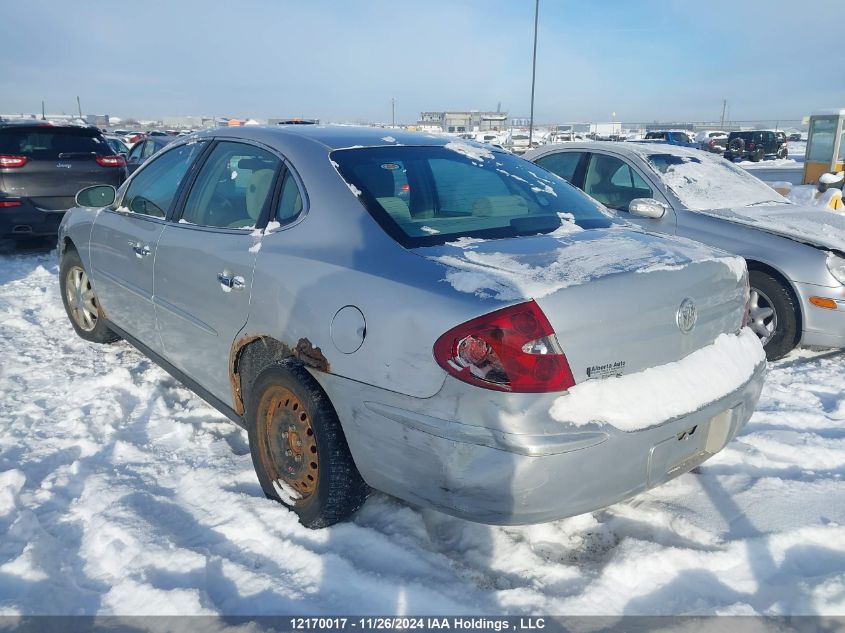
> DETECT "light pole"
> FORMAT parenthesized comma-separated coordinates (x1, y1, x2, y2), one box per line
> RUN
(528, 0, 540, 147)
(391, 97, 395, 128)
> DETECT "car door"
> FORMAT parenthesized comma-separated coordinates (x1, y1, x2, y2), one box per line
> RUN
(88, 141, 207, 351)
(153, 140, 282, 406)
(581, 151, 676, 233)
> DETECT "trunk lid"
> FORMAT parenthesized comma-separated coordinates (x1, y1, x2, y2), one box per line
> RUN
(422, 227, 747, 382)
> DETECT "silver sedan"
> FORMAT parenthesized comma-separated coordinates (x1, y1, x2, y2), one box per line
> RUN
(58, 126, 765, 527)
(525, 142, 845, 359)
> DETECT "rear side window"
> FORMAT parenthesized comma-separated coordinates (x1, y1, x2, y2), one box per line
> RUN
(276, 170, 304, 224)
(0, 126, 112, 160)
(181, 142, 280, 229)
(331, 144, 613, 247)
(121, 142, 206, 218)
(534, 152, 582, 182)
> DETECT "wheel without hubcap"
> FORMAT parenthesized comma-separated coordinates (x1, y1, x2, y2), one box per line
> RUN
(255, 385, 319, 500)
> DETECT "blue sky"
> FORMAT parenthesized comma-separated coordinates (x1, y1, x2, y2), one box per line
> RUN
(0, 0, 839, 124)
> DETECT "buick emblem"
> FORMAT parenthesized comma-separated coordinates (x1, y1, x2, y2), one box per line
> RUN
(676, 298, 697, 333)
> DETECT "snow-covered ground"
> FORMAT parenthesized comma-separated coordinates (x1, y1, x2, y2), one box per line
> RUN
(1, 244, 844, 616)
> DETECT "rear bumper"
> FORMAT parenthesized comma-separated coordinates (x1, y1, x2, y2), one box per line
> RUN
(0, 199, 67, 237)
(313, 358, 767, 525)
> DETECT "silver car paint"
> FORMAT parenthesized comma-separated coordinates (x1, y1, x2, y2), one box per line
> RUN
(524, 142, 845, 349)
(58, 127, 766, 524)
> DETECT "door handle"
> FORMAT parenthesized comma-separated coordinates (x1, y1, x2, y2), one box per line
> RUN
(129, 241, 151, 258)
(217, 271, 245, 291)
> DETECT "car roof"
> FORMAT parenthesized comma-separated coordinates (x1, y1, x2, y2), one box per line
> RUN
(0, 120, 102, 132)
(189, 124, 466, 152)
(524, 140, 706, 161)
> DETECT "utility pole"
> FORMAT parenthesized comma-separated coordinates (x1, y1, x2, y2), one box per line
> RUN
(41, 100, 46, 121)
(77, 96, 82, 119)
(528, 0, 539, 146)
(720, 99, 727, 128)
(391, 97, 395, 127)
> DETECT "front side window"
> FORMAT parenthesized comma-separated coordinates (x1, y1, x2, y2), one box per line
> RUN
(127, 142, 144, 163)
(141, 140, 157, 159)
(121, 142, 206, 218)
(583, 154, 652, 211)
(330, 144, 613, 248)
(181, 142, 280, 229)
(534, 151, 583, 183)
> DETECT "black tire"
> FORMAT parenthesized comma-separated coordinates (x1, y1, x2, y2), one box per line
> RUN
(245, 360, 368, 528)
(748, 270, 799, 361)
(59, 248, 120, 344)
(728, 137, 745, 154)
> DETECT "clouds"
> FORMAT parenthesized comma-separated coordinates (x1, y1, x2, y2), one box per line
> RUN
(0, 0, 836, 123)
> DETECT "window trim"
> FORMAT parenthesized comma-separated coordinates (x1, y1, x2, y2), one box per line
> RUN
(167, 137, 309, 234)
(110, 139, 211, 221)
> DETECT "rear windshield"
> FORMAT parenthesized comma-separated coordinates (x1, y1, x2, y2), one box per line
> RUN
(331, 144, 614, 247)
(0, 126, 113, 160)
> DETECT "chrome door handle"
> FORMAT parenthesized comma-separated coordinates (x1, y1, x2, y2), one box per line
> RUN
(217, 271, 245, 290)
(129, 242, 151, 258)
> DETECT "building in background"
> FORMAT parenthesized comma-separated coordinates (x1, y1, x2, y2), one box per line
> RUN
(418, 110, 508, 133)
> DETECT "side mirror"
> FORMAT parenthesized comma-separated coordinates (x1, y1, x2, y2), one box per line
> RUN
(76, 185, 116, 208)
(628, 198, 667, 219)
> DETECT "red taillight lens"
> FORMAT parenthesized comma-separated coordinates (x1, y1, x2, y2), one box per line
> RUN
(748, 142, 755, 151)
(708, 139, 716, 148)
(0, 155, 28, 168)
(433, 300, 575, 393)
(96, 155, 126, 168)
(0, 200, 22, 208)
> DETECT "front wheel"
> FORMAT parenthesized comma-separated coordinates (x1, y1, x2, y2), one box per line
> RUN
(748, 270, 799, 361)
(245, 361, 368, 528)
(59, 248, 120, 344)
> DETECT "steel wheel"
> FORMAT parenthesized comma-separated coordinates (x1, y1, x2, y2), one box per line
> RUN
(65, 265, 99, 332)
(748, 287, 777, 345)
(255, 385, 319, 501)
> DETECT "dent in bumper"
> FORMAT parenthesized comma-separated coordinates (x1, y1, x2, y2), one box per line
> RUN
(314, 360, 767, 525)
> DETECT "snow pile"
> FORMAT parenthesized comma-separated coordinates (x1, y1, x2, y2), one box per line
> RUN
(432, 232, 744, 301)
(550, 328, 765, 431)
(786, 185, 843, 209)
(1, 248, 844, 616)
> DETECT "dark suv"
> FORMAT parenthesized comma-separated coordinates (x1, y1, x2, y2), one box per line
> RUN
(724, 130, 788, 162)
(0, 122, 126, 238)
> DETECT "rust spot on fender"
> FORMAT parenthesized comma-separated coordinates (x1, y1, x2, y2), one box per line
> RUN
(229, 335, 331, 416)
(230, 335, 263, 415)
(294, 338, 330, 372)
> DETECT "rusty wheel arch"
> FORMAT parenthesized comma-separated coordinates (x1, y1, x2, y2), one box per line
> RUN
(230, 335, 330, 415)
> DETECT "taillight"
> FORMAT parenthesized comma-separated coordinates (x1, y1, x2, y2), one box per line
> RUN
(748, 142, 755, 151)
(708, 139, 716, 148)
(433, 300, 575, 393)
(0, 200, 22, 208)
(0, 155, 28, 168)
(96, 155, 126, 168)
